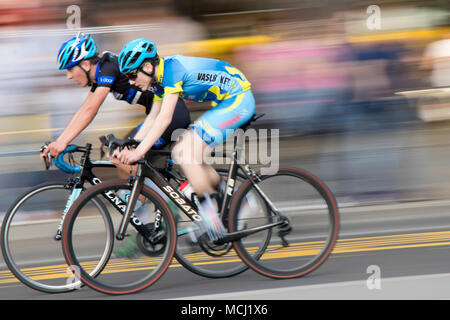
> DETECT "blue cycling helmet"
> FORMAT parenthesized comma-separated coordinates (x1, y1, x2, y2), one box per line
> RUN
(118, 38, 157, 74)
(57, 33, 98, 70)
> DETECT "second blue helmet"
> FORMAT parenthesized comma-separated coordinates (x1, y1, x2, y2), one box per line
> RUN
(118, 38, 157, 74)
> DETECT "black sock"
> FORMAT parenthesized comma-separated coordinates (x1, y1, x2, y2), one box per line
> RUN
(197, 195, 206, 204)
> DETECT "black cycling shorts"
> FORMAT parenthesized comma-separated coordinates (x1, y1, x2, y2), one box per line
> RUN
(124, 98, 190, 149)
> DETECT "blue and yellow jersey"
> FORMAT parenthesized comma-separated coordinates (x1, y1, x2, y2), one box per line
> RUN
(153, 55, 251, 107)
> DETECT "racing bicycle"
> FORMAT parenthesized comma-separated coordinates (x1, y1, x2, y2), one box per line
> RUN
(60, 113, 340, 295)
(1, 141, 246, 294)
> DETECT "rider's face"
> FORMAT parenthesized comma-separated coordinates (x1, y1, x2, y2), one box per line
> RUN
(128, 63, 153, 91)
(66, 61, 90, 87)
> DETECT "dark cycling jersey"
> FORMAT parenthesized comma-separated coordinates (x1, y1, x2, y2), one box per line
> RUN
(90, 51, 155, 114)
(90, 51, 191, 147)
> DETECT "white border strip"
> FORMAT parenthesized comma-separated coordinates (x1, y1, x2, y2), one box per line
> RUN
(0, 23, 161, 39)
(171, 272, 450, 300)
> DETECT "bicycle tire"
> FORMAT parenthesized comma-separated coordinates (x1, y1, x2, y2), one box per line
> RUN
(229, 167, 339, 279)
(1, 182, 112, 293)
(61, 180, 177, 295)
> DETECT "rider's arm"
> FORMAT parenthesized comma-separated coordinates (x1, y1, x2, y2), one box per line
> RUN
(133, 100, 162, 141)
(55, 87, 110, 149)
(134, 92, 179, 155)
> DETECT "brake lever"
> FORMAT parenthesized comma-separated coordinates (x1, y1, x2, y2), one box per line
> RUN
(99, 138, 106, 159)
(98, 134, 139, 158)
(43, 154, 52, 170)
(99, 135, 114, 158)
(106, 134, 119, 156)
(40, 142, 52, 170)
(99, 135, 108, 146)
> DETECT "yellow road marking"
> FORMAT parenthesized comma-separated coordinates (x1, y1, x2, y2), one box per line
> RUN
(1, 230, 450, 285)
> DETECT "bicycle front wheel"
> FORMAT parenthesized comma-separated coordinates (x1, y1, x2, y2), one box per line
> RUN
(1, 182, 110, 293)
(61, 180, 177, 295)
(229, 167, 339, 279)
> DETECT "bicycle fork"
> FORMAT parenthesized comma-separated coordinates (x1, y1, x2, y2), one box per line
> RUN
(250, 180, 292, 247)
(235, 165, 293, 247)
(55, 187, 82, 241)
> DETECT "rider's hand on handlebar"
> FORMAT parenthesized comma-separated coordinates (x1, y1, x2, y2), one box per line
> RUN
(112, 147, 145, 165)
(99, 134, 142, 165)
(40, 140, 68, 159)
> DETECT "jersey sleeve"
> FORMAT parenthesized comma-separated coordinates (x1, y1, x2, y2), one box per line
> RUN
(152, 84, 165, 103)
(95, 58, 118, 89)
(162, 58, 185, 95)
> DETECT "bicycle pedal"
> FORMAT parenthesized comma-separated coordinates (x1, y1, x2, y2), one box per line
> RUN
(279, 234, 289, 247)
(148, 230, 166, 244)
(278, 216, 292, 235)
(117, 233, 132, 241)
(278, 224, 292, 235)
(278, 217, 292, 247)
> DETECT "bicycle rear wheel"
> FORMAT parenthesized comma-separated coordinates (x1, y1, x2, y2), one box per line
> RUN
(229, 167, 339, 279)
(61, 180, 177, 295)
(0, 182, 111, 293)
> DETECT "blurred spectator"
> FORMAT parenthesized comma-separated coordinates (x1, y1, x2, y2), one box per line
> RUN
(98, 5, 208, 55)
(421, 31, 450, 88)
(351, 42, 400, 100)
(234, 17, 354, 135)
(415, 31, 450, 122)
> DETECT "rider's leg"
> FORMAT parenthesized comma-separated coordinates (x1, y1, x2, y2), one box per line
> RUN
(116, 163, 136, 179)
(173, 91, 255, 239)
(173, 131, 226, 239)
(116, 125, 177, 225)
(179, 90, 255, 195)
(174, 130, 221, 194)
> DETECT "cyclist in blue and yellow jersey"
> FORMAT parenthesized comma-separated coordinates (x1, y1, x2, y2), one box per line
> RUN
(114, 38, 255, 240)
(41, 33, 190, 171)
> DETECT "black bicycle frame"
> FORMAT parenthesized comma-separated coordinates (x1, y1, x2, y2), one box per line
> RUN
(55, 144, 163, 241)
(53, 144, 114, 240)
(114, 135, 284, 244)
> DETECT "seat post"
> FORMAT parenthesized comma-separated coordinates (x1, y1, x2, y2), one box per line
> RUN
(233, 113, 265, 163)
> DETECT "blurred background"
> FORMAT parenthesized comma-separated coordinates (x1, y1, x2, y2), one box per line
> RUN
(0, 0, 449, 211)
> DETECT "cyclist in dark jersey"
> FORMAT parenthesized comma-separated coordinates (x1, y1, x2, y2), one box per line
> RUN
(38, 33, 190, 258)
(91, 50, 190, 146)
(41, 33, 190, 170)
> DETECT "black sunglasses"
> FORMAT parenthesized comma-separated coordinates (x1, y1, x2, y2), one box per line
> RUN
(126, 69, 139, 81)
